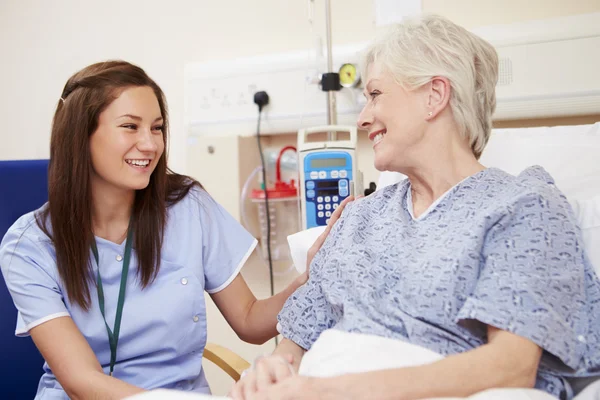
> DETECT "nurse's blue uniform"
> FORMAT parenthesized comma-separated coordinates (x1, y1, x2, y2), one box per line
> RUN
(0, 187, 257, 399)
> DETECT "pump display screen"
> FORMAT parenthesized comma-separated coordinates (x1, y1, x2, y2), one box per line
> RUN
(310, 158, 346, 168)
(315, 181, 342, 197)
(316, 181, 338, 188)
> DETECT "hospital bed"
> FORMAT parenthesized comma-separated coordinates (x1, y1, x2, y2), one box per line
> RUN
(205, 122, 600, 398)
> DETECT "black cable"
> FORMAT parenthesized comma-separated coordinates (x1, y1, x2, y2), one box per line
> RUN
(254, 91, 278, 345)
(255, 110, 275, 301)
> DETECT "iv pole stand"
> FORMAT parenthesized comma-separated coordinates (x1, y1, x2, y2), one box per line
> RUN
(322, 0, 342, 141)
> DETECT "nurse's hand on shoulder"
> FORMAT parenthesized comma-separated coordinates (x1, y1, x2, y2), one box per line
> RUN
(303, 195, 356, 282)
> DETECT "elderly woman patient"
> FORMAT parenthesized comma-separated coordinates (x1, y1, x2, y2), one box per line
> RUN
(230, 14, 600, 400)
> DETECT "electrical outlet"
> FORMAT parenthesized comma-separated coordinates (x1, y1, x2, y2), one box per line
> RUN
(185, 42, 368, 137)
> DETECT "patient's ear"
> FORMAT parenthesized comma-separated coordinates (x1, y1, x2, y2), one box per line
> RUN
(425, 76, 451, 120)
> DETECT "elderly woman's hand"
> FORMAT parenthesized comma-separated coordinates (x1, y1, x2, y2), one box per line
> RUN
(243, 375, 355, 400)
(303, 195, 355, 282)
(229, 354, 296, 400)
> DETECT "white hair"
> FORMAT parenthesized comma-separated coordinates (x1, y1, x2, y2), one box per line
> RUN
(362, 14, 499, 158)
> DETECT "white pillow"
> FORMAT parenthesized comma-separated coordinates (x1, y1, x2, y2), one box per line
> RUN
(480, 123, 600, 200)
(570, 195, 600, 277)
(287, 226, 326, 274)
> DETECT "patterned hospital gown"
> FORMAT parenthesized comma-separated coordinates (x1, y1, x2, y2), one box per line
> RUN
(278, 166, 600, 400)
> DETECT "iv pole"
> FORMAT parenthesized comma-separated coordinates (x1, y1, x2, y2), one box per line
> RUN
(322, 0, 341, 141)
(325, 0, 336, 128)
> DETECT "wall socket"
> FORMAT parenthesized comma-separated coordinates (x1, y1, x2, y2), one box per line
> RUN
(184, 42, 368, 137)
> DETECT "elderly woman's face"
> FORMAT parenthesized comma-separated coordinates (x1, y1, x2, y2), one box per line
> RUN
(357, 62, 427, 172)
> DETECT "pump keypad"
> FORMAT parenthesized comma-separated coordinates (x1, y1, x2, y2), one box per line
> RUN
(309, 178, 349, 224)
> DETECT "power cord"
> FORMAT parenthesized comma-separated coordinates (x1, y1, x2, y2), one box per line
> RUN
(254, 91, 279, 346)
(253, 91, 275, 299)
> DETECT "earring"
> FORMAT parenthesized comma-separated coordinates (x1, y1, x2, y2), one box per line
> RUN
(427, 111, 433, 117)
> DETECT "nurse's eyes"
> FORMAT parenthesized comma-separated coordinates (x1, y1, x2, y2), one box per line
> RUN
(120, 124, 164, 133)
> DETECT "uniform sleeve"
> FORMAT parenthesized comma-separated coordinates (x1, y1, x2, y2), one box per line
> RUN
(457, 189, 589, 370)
(0, 227, 70, 337)
(195, 189, 257, 294)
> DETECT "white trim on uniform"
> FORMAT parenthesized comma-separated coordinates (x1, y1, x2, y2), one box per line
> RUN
(206, 239, 258, 294)
(16, 312, 71, 337)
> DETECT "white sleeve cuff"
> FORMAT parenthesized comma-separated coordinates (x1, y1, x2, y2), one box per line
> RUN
(206, 239, 258, 294)
(16, 312, 71, 337)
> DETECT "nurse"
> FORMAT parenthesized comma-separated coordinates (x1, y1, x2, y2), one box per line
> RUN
(0, 60, 349, 399)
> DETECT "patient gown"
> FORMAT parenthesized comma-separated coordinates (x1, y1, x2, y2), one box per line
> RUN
(278, 166, 600, 400)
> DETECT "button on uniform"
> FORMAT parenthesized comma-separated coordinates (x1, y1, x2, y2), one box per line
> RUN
(116, 255, 123, 262)
(193, 315, 199, 323)
(181, 278, 188, 285)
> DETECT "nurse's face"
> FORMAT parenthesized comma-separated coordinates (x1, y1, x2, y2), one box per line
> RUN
(89, 86, 165, 194)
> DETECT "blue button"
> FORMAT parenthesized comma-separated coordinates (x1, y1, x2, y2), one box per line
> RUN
(339, 188, 349, 197)
(306, 181, 315, 190)
(339, 179, 348, 187)
(307, 190, 315, 198)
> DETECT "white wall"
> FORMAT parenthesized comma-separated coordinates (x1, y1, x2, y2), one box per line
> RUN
(2, 0, 599, 170)
(0, 0, 374, 172)
(423, 0, 600, 26)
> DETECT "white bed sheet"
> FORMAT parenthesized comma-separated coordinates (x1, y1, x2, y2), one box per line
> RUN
(125, 330, 563, 400)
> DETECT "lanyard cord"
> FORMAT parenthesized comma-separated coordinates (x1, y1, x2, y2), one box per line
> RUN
(91, 221, 134, 376)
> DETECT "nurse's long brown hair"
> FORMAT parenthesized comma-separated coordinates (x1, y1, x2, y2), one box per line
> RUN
(36, 60, 200, 310)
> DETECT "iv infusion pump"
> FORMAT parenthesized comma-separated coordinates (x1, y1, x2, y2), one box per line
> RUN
(298, 126, 363, 230)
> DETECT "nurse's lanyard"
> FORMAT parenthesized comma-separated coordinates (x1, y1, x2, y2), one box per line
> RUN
(91, 222, 134, 377)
